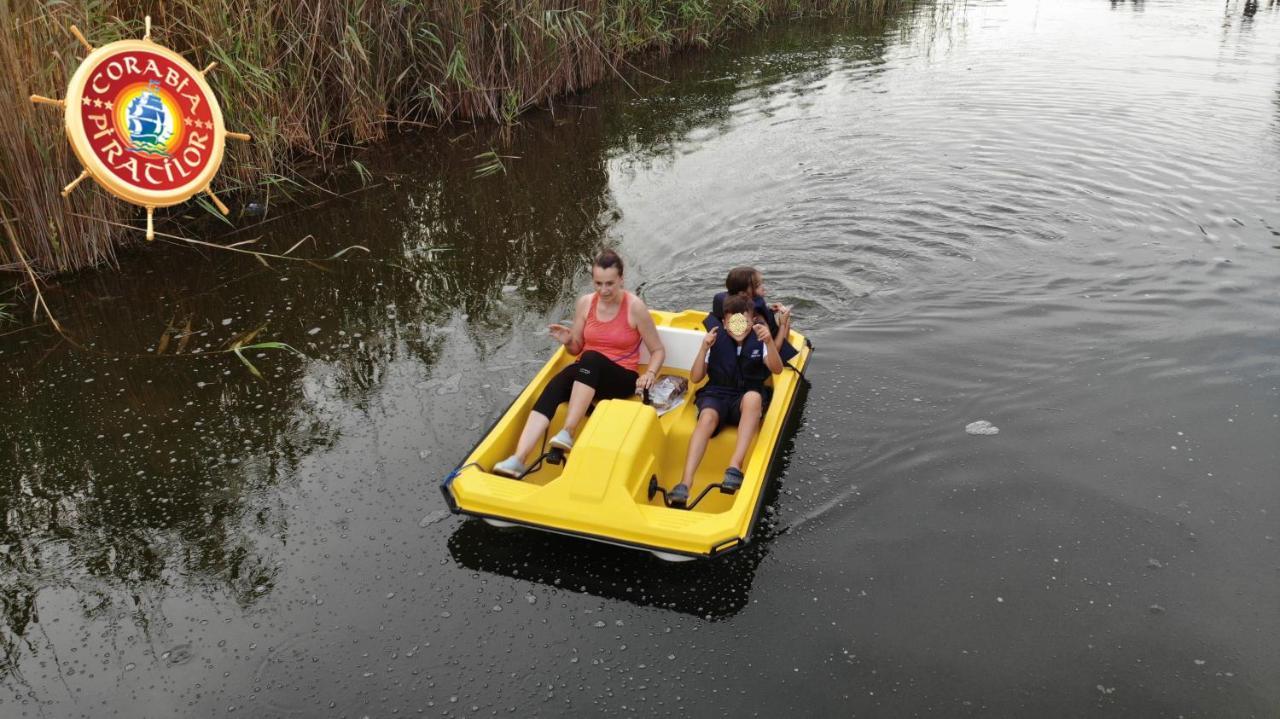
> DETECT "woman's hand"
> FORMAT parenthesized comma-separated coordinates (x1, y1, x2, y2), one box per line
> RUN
(548, 323, 573, 345)
(753, 323, 773, 343)
(636, 370, 657, 392)
(770, 303, 792, 321)
(701, 328, 718, 348)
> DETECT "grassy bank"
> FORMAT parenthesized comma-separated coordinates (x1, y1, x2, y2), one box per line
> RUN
(0, 0, 900, 277)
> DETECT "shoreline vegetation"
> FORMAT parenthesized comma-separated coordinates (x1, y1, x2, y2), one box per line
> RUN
(1, 0, 901, 279)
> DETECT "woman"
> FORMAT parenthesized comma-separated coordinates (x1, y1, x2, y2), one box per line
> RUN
(493, 250, 666, 478)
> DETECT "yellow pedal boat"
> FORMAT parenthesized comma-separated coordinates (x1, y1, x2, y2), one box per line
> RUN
(440, 309, 812, 561)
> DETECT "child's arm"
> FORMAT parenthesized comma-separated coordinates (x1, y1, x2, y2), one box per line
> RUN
(771, 304, 791, 352)
(691, 328, 716, 383)
(756, 324, 784, 374)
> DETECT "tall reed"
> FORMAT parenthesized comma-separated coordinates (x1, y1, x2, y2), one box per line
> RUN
(0, 0, 900, 276)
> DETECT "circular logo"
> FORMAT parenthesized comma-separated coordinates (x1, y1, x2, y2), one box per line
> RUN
(63, 40, 225, 207)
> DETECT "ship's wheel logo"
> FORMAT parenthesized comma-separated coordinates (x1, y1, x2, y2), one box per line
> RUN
(30, 16, 251, 239)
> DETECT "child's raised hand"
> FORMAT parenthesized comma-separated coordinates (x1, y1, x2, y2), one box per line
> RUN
(702, 328, 718, 347)
(753, 323, 773, 343)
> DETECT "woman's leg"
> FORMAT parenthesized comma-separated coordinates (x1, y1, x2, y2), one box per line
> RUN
(561, 352, 608, 434)
(584, 352, 641, 402)
(516, 364, 578, 462)
(728, 391, 764, 470)
(679, 407, 720, 489)
(561, 351, 638, 434)
(512, 412, 552, 465)
(561, 383, 597, 435)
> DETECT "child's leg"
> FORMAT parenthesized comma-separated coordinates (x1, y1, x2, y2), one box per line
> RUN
(679, 408, 720, 489)
(728, 391, 764, 470)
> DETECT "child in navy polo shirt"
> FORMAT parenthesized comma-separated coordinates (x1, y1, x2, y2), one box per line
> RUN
(670, 294, 784, 507)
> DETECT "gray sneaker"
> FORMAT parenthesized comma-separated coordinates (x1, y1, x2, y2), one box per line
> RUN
(549, 429, 574, 452)
(492, 455, 526, 479)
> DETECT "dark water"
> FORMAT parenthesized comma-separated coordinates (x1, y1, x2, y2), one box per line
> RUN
(4, 0, 1280, 715)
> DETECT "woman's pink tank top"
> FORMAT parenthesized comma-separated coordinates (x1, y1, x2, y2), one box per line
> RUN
(583, 292, 643, 371)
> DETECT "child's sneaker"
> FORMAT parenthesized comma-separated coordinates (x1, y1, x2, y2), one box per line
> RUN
(721, 467, 744, 494)
(668, 483, 690, 508)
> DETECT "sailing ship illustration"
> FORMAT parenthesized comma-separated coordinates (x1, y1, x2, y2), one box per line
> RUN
(124, 80, 175, 156)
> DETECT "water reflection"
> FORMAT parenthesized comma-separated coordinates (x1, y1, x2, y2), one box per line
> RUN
(448, 522, 769, 620)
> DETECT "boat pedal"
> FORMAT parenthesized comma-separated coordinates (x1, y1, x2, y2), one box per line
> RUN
(546, 447, 565, 466)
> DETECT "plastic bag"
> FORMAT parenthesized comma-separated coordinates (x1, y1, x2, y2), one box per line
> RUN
(649, 375, 688, 412)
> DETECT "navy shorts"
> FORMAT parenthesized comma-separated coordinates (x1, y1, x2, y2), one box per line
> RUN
(695, 389, 765, 436)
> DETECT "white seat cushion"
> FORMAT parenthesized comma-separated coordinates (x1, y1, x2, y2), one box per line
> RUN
(639, 326, 706, 373)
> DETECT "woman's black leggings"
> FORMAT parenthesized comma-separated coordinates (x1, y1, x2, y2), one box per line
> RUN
(532, 350, 638, 419)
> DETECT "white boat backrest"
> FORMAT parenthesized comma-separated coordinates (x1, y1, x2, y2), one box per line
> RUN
(640, 325, 707, 372)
